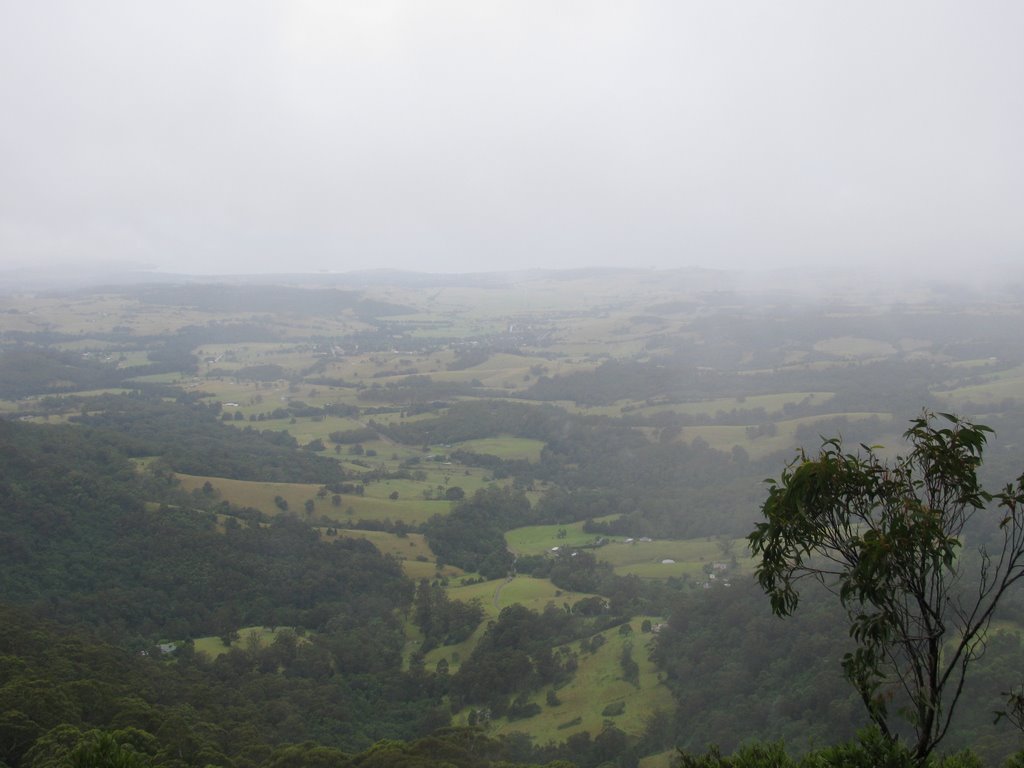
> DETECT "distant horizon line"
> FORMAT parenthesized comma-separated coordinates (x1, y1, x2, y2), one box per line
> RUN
(5, 260, 1018, 279)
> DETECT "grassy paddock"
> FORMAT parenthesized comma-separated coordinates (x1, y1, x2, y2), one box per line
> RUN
(486, 618, 675, 742)
(126, 372, 190, 384)
(936, 364, 1024, 407)
(322, 529, 465, 580)
(639, 751, 676, 768)
(675, 411, 893, 459)
(812, 336, 898, 358)
(446, 575, 596, 620)
(506, 521, 613, 555)
(327, 529, 433, 559)
(193, 625, 299, 659)
(422, 576, 602, 674)
(508, 523, 748, 580)
(51, 387, 139, 398)
(596, 537, 730, 568)
(174, 473, 449, 525)
(631, 391, 834, 419)
(453, 436, 546, 462)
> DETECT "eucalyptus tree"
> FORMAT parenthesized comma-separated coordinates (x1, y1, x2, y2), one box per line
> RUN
(749, 412, 1024, 761)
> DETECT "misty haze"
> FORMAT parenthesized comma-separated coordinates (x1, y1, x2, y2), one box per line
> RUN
(2, 3, 1024, 768)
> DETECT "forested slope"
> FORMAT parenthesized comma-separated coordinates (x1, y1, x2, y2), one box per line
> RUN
(0, 418, 404, 638)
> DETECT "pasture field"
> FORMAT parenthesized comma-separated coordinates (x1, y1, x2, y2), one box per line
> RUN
(453, 436, 545, 462)
(421, 576, 603, 675)
(812, 336, 898, 358)
(321, 529, 465, 580)
(948, 358, 1004, 369)
(467, 355, 588, 391)
(599, 537, 748, 581)
(935, 364, 1024, 407)
(193, 625, 300, 659)
(0, 294, 208, 336)
(595, 537, 739, 568)
(116, 351, 153, 367)
(175, 473, 323, 511)
(48, 340, 144, 360)
(311, 353, 447, 382)
(127, 372, 192, 384)
(538, 399, 632, 418)
(674, 411, 893, 459)
(486, 618, 674, 742)
(46, 388, 139, 399)
(401, 558, 457, 581)
(416, 614, 485, 675)
(327, 528, 433, 560)
(630, 391, 834, 419)
(174, 472, 450, 525)
(363, 473, 487, 501)
(506, 521, 611, 555)
(639, 751, 675, 768)
(261, 416, 374, 445)
(446, 575, 596, 620)
(195, 341, 315, 364)
(14, 413, 81, 424)
(193, 378, 303, 409)
(508, 523, 749, 581)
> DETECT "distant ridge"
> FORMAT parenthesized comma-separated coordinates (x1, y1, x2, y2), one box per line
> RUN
(2, 262, 1022, 301)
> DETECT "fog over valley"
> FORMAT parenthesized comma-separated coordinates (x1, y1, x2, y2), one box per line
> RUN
(2, 4, 1024, 768)
(1, 1, 1022, 280)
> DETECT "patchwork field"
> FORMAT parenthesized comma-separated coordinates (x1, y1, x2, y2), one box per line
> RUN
(175, 472, 491, 526)
(674, 411, 894, 458)
(508, 523, 749, 581)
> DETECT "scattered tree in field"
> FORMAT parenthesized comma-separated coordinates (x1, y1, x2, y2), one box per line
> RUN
(749, 411, 1024, 761)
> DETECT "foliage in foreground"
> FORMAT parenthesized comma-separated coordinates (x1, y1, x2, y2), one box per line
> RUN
(675, 729, 997, 767)
(749, 412, 1024, 761)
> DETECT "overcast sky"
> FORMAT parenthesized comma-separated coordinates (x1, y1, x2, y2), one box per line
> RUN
(1, 1, 1021, 277)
